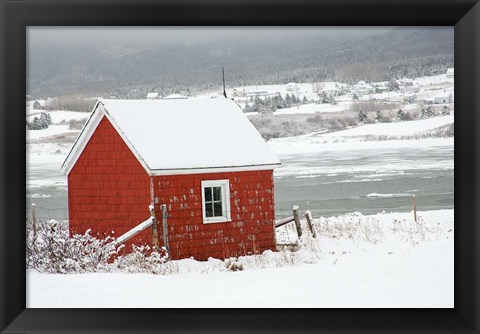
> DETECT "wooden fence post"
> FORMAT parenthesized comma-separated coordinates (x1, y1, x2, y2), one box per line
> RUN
(412, 195, 417, 222)
(304, 210, 316, 238)
(161, 204, 170, 257)
(149, 205, 160, 251)
(292, 205, 302, 238)
(32, 203, 37, 237)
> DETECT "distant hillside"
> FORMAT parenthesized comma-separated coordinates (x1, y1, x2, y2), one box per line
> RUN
(27, 27, 453, 98)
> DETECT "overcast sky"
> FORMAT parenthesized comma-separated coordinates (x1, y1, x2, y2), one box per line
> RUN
(28, 27, 392, 48)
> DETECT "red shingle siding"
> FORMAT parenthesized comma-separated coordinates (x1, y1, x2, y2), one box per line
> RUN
(153, 170, 276, 260)
(68, 116, 151, 249)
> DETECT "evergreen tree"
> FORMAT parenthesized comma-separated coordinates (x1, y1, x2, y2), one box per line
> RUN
(397, 108, 405, 120)
(40, 112, 52, 125)
(272, 94, 285, 110)
(420, 107, 428, 118)
(357, 109, 368, 123)
(290, 94, 299, 104)
(321, 91, 329, 104)
(442, 105, 450, 115)
(285, 94, 291, 107)
(302, 96, 308, 104)
(388, 79, 399, 91)
(375, 110, 383, 122)
(426, 106, 435, 117)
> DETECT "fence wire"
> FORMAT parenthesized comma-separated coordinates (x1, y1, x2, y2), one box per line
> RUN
(28, 205, 69, 221)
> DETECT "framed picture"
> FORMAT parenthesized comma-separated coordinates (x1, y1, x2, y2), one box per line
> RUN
(1, 0, 479, 333)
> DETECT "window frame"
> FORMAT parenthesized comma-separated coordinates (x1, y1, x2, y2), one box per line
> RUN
(201, 179, 231, 224)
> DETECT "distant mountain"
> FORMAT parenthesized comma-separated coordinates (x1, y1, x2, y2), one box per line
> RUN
(27, 27, 453, 98)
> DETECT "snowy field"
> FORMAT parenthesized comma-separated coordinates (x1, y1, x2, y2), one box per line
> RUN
(27, 209, 454, 308)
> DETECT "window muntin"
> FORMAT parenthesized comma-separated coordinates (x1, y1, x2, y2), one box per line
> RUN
(201, 180, 231, 223)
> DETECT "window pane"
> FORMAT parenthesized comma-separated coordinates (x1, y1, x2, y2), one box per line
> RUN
(213, 186, 222, 201)
(214, 201, 223, 217)
(205, 203, 213, 217)
(204, 187, 212, 202)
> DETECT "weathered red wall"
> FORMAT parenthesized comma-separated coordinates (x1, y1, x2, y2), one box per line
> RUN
(68, 116, 152, 250)
(153, 170, 276, 260)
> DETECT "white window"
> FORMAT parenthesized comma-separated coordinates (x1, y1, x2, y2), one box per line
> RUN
(201, 179, 231, 223)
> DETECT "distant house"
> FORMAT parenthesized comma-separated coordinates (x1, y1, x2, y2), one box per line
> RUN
(403, 93, 417, 103)
(434, 92, 453, 104)
(33, 100, 46, 110)
(405, 84, 420, 93)
(245, 91, 276, 99)
(374, 85, 389, 93)
(61, 97, 281, 260)
(354, 81, 375, 96)
(419, 98, 435, 105)
(286, 82, 297, 92)
(146, 92, 158, 99)
(446, 68, 454, 79)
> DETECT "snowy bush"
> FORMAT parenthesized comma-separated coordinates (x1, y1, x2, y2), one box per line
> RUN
(326, 116, 358, 131)
(224, 257, 244, 271)
(26, 220, 117, 273)
(68, 118, 87, 130)
(114, 245, 177, 275)
(27, 113, 52, 130)
(313, 213, 450, 246)
(26, 220, 171, 274)
(306, 114, 324, 124)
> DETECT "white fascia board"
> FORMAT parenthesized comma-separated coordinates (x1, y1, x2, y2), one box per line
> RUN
(60, 101, 104, 175)
(150, 163, 281, 176)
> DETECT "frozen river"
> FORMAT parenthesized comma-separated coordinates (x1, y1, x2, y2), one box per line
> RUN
(26, 141, 454, 221)
(274, 143, 454, 219)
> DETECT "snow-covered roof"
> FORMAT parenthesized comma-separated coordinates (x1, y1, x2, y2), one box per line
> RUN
(164, 94, 187, 99)
(434, 93, 451, 99)
(61, 97, 280, 175)
(146, 92, 158, 99)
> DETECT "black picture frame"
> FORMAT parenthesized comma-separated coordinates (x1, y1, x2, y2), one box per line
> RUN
(1, 0, 479, 333)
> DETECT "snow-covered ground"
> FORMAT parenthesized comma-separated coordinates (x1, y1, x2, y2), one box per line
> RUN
(27, 124, 78, 141)
(27, 209, 453, 308)
(26, 110, 89, 164)
(274, 101, 350, 115)
(322, 114, 453, 137)
(268, 115, 454, 156)
(26, 110, 90, 124)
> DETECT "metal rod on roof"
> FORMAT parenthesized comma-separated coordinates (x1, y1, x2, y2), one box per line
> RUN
(222, 67, 227, 98)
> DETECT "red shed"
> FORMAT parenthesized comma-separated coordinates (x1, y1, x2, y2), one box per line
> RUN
(61, 97, 281, 260)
